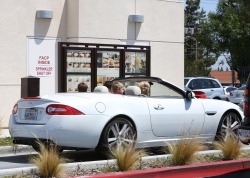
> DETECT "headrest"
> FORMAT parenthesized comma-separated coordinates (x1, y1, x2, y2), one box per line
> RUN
(125, 86, 141, 96)
(93, 86, 109, 93)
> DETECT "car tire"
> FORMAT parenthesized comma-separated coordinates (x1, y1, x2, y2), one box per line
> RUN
(96, 117, 136, 158)
(215, 112, 241, 141)
(213, 97, 221, 100)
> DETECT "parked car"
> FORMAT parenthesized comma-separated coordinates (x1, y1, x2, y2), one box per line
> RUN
(192, 90, 207, 99)
(223, 86, 237, 101)
(9, 76, 243, 156)
(184, 77, 227, 101)
(184, 86, 207, 99)
(238, 76, 250, 144)
(228, 86, 246, 104)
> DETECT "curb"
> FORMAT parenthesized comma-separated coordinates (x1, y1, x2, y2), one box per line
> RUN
(0, 145, 34, 155)
(73, 158, 250, 178)
(1, 147, 250, 177)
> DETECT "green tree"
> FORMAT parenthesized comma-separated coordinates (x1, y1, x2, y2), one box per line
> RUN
(184, 0, 215, 76)
(198, 0, 250, 83)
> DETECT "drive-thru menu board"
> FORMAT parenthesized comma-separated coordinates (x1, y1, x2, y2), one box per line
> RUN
(59, 42, 150, 93)
(125, 52, 146, 74)
(66, 50, 92, 92)
(97, 51, 120, 86)
(67, 75, 91, 92)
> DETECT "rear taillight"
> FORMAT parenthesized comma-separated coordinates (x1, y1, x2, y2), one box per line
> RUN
(23, 97, 41, 100)
(12, 104, 18, 114)
(230, 92, 233, 96)
(244, 88, 248, 95)
(46, 104, 84, 115)
(244, 102, 249, 117)
(193, 91, 207, 99)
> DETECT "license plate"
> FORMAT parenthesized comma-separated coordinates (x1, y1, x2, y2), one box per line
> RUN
(236, 94, 240, 97)
(24, 108, 38, 120)
(238, 129, 250, 137)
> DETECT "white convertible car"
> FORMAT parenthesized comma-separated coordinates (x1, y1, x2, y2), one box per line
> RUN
(9, 77, 243, 155)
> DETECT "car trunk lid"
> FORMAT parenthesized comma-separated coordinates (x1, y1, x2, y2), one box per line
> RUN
(14, 97, 58, 124)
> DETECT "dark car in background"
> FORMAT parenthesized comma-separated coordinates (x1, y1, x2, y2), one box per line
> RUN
(238, 75, 250, 144)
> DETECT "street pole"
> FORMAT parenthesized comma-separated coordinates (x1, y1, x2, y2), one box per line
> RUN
(232, 65, 235, 87)
(187, 36, 198, 75)
(196, 40, 198, 63)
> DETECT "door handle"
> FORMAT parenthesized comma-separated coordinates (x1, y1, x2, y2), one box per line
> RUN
(153, 104, 164, 110)
(211, 89, 214, 91)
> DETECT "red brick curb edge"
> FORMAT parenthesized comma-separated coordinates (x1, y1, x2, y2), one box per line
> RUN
(72, 158, 250, 178)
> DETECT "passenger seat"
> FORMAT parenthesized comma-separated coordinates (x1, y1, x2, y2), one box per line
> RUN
(125, 86, 141, 96)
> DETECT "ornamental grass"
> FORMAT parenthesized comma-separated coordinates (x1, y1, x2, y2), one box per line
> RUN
(213, 129, 243, 160)
(165, 127, 205, 166)
(109, 141, 147, 172)
(29, 141, 70, 178)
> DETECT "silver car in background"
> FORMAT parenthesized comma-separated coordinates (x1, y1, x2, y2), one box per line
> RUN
(184, 77, 227, 101)
(223, 86, 237, 101)
(228, 86, 246, 104)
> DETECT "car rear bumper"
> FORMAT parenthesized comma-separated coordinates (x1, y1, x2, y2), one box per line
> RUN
(238, 125, 250, 144)
(9, 114, 111, 149)
(228, 97, 243, 104)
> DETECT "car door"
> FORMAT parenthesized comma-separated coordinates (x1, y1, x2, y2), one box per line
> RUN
(146, 82, 205, 137)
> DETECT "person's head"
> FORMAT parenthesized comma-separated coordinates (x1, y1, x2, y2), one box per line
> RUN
(78, 82, 88, 92)
(111, 81, 125, 94)
(104, 81, 113, 92)
(138, 81, 150, 96)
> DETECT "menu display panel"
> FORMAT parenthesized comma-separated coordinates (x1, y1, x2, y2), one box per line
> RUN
(67, 50, 91, 73)
(125, 52, 146, 74)
(97, 51, 120, 85)
(59, 43, 150, 93)
(67, 74, 91, 92)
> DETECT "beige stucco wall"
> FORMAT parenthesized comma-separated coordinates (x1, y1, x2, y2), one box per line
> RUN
(0, 0, 184, 136)
(74, 0, 184, 86)
(0, 0, 67, 136)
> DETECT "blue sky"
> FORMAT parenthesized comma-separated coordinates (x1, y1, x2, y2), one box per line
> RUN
(200, 0, 218, 14)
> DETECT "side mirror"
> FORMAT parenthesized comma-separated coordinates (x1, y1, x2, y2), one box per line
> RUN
(186, 90, 195, 100)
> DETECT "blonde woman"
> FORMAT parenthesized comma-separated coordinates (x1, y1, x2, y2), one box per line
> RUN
(111, 81, 125, 94)
(138, 81, 150, 96)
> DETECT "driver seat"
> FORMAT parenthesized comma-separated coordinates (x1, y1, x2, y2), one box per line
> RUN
(93, 86, 109, 93)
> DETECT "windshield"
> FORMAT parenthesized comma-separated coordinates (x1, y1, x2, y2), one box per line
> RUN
(184, 79, 190, 86)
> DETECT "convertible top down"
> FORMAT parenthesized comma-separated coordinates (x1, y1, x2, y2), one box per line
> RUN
(9, 77, 243, 155)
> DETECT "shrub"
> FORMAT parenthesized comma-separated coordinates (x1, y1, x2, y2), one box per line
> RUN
(213, 130, 243, 160)
(29, 141, 70, 178)
(165, 128, 205, 166)
(109, 141, 147, 172)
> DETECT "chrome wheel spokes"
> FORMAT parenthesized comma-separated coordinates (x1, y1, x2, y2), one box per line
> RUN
(221, 113, 240, 138)
(107, 121, 134, 152)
